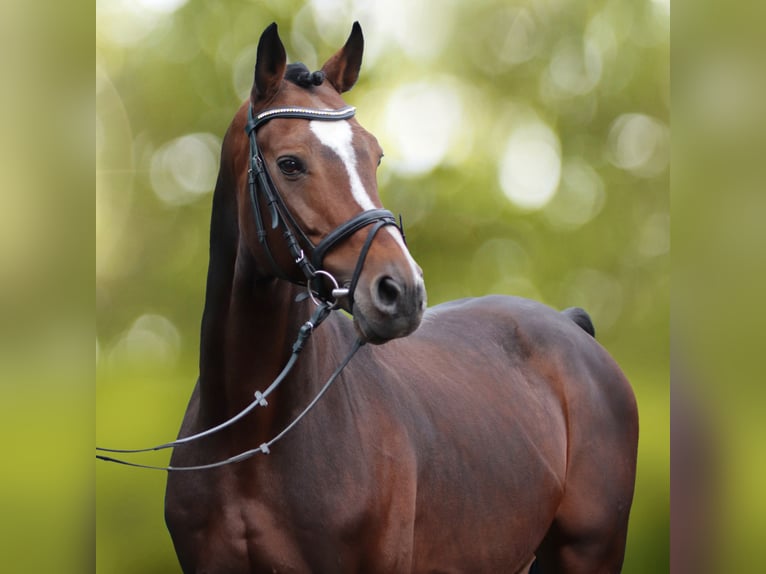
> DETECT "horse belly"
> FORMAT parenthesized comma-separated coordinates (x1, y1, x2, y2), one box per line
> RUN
(410, 472, 562, 574)
(405, 396, 567, 572)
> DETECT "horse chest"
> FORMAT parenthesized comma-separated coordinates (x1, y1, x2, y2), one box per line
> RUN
(167, 474, 301, 573)
(166, 462, 378, 574)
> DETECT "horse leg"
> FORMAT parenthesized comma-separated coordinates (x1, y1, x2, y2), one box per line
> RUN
(532, 520, 630, 573)
(533, 428, 636, 572)
(531, 458, 635, 573)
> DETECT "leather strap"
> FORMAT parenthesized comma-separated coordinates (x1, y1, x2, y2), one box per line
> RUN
(244, 104, 405, 306)
(311, 208, 397, 269)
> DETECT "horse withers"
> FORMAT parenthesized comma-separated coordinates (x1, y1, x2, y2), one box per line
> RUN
(163, 22, 638, 573)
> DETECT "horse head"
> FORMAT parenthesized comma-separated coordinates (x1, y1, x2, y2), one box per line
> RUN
(226, 22, 425, 344)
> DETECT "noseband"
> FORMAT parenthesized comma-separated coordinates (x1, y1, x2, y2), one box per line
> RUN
(245, 104, 401, 307)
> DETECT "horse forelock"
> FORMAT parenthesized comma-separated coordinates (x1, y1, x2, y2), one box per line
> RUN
(284, 62, 325, 89)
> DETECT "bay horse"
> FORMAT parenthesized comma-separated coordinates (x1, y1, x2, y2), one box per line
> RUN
(154, 22, 637, 573)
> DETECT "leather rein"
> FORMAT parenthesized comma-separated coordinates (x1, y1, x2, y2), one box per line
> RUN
(96, 104, 404, 471)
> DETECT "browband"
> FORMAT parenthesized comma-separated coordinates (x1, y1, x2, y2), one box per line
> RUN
(246, 105, 357, 135)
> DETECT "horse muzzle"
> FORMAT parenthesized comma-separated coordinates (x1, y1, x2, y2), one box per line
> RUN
(352, 271, 426, 344)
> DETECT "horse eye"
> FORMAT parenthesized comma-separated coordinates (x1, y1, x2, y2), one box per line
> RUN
(277, 157, 304, 176)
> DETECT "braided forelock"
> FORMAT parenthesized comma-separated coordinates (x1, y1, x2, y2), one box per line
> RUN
(285, 62, 326, 88)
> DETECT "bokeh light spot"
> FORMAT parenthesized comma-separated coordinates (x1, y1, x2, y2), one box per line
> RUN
(638, 211, 670, 257)
(96, 68, 137, 281)
(470, 6, 540, 74)
(232, 43, 258, 101)
(468, 238, 541, 299)
(344, 0, 453, 63)
(107, 314, 181, 372)
(607, 113, 669, 177)
(560, 268, 623, 334)
(135, 0, 189, 13)
(498, 121, 561, 210)
(150, 132, 220, 205)
(382, 81, 466, 177)
(547, 36, 603, 97)
(97, 0, 189, 47)
(544, 157, 606, 230)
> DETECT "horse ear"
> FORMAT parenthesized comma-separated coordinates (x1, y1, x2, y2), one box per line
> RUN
(321, 22, 364, 93)
(251, 22, 287, 105)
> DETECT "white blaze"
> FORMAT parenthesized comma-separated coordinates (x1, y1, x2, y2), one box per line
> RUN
(309, 120, 374, 210)
(309, 120, 423, 284)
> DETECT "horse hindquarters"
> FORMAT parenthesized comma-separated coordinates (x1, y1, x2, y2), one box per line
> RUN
(534, 347, 638, 573)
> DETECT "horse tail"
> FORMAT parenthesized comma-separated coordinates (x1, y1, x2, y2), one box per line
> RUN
(562, 307, 595, 338)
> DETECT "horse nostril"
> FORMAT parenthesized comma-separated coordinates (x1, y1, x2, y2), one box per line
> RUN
(374, 276, 401, 310)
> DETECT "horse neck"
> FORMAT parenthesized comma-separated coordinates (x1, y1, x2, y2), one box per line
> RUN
(197, 246, 335, 423)
(196, 130, 350, 432)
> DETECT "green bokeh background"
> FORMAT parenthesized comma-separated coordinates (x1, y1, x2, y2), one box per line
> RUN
(96, 0, 669, 572)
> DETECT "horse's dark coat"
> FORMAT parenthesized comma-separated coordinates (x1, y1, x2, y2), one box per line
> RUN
(164, 22, 638, 574)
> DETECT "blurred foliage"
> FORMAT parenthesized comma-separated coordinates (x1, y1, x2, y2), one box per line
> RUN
(97, 0, 668, 572)
(673, 2, 766, 573)
(1, 1, 92, 573)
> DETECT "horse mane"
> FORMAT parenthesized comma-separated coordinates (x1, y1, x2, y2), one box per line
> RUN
(198, 148, 240, 383)
(284, 62, 326, 88)
(199, 62, 322, 367)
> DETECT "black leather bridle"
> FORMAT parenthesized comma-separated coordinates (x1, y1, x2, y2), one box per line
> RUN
(96, 103, 403, 471)
(245, 104, 402, 307)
